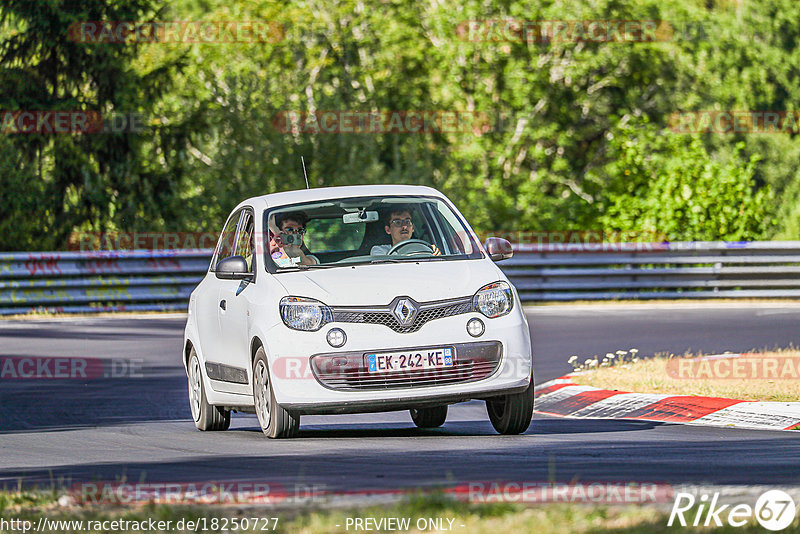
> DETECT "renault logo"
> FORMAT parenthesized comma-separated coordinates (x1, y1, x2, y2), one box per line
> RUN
(392, 298, 418, 326)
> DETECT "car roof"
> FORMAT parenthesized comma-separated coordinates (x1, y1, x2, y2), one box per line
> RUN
(236, 184, 446, 211)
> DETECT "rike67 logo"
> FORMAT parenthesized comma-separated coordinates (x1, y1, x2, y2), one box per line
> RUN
(669, 490, 796, 531)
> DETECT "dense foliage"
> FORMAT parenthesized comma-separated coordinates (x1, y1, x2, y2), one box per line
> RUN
(0, 0, 797, 250)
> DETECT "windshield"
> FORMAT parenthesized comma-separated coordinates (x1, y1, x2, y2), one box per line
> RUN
(263, 195, 482, 271)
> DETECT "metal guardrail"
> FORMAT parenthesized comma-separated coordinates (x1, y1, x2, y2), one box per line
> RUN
(505, 241, 800, 301)
(0, 250, 211, 315)
(1, 242, 800, 315)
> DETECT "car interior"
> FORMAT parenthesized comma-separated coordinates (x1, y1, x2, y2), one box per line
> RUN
(269, 199, 443, 266)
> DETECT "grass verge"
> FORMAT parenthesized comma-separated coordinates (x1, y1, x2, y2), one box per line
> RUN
(569, 349, 800, 402)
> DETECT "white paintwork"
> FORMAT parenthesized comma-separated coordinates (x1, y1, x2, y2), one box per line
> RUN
(183, 185, 533, 414)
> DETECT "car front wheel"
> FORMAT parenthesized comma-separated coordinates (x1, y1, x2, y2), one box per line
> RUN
(187, 348, 230, 431)
(486, 379, 534, 435)
(410, 405, 448, 428)
(253, 346, 300, 438)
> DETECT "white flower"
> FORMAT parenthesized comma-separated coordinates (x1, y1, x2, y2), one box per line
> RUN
(568, 355, 578, 364)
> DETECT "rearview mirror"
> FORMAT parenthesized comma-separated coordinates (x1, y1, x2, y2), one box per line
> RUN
(343, 210, 379, 224)
(484, 237, 513, 262)
(215, 255, 253, 280)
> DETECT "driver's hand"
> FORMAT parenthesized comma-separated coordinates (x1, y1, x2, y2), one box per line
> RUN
(432, 244, 441, 256)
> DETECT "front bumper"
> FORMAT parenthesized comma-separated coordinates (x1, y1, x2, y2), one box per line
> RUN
(310, 340, 503, 391)
(264, 309, 532, 414)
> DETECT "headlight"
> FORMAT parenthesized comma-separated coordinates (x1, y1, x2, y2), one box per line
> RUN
(473, 281, 513, 318)
(280, 296, 333, 331)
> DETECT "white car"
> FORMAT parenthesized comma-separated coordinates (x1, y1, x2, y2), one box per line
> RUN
(183, 185, 533, 438)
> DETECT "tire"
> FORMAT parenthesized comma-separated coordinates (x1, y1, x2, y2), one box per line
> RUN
(410, 405, 448, 428)
(187, 348, 231, 431)
(486, 378, 534, 435)
(253, 347, 300, 438)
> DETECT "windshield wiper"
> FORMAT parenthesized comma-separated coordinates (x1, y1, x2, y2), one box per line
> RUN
(414, 256, 448, 261)
(369, 257, 413, 264)
(369, 256, 448, 264)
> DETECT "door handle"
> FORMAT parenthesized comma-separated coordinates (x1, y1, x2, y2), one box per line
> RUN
(219, 299, 226, 311)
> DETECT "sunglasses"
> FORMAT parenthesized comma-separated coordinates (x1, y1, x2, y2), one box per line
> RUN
(390, 218, 414, 228)
(281, 227, 306, 236)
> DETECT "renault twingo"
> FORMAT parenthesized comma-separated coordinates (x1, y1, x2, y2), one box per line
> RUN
(184, 185, 533, 438)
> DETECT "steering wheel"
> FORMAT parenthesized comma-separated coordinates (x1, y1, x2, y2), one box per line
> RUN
(388, 239, 435, 256)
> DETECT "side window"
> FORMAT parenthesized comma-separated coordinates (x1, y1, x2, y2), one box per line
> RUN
(213, 210, 242, 270)
(432, 200, 475, 255)
(411, 206, 436, 248)
(235, 210, 255, 272)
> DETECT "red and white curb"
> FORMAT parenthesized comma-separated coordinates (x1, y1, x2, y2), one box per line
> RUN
(534, 376, 800, 431)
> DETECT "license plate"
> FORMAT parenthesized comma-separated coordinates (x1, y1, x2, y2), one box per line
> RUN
(367, 347, 454, 373)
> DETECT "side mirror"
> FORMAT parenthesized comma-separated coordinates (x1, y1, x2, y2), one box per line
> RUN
(215, 255, 253, 280)
(484, 237, 513, 262)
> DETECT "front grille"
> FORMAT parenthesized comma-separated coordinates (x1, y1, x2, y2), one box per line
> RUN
(310, 341, 502, 391)
(332, 296, 473, 333)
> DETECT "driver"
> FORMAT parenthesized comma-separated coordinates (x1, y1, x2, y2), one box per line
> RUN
(370, 208, 441, 256)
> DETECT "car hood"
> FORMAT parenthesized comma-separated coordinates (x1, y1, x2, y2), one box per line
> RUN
(273, 259, 504, 305)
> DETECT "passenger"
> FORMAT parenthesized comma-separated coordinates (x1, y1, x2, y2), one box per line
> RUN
(270, 211, 319, 266)
(370, 208, 441, 256)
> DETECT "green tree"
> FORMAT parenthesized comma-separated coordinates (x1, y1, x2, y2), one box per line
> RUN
(0, 0, 187, 249)
(595, 120, 773, 240)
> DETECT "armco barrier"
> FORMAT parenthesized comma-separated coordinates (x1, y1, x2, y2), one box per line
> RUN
(0, 250, 211, 315)
(505, 241, 800, 301)
(1, 242, 800, 315)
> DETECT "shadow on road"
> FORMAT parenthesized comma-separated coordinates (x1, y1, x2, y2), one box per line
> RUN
(0, 373, 189, 433)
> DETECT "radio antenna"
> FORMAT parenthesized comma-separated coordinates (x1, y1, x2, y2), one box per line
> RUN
(301, 156, 310, 189)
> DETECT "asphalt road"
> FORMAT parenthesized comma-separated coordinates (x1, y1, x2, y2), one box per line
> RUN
(1, 303, 800, 492)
